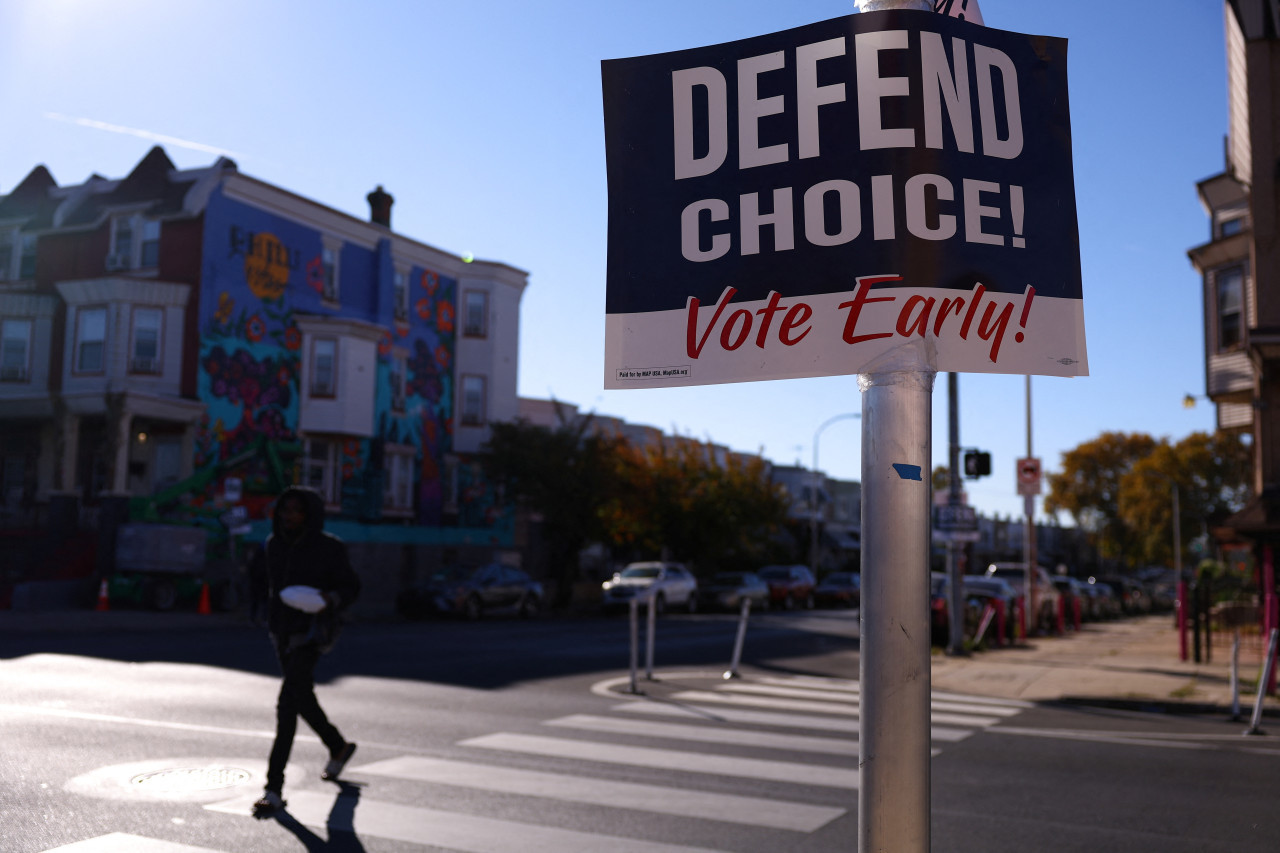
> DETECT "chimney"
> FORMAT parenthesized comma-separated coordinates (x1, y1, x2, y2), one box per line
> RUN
(367, 185, 394, 227)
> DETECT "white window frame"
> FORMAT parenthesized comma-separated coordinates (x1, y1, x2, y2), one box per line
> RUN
(310, 337, 337, 397)
(460, 374, 487, 426)
(74, 306, 108, 374)
(1216, 266, 1244, 353)
(383, 444, 415, 515)
(108, 216, 134, 271)
(1, 318, 33, 382)
(304, 437, 341, 507)
(130, 306, 163, 375)
(463, 290, 488, 338)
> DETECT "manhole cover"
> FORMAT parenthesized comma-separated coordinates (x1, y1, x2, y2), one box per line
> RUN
(131, 766, 252, 793)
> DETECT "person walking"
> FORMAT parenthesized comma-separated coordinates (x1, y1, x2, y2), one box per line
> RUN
(253, 486, 361, 817)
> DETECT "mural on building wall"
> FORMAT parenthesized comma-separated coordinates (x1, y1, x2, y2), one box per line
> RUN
(192, 190, 465, 527)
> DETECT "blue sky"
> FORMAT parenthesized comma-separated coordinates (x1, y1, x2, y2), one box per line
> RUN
(0, 0, 1226, 523)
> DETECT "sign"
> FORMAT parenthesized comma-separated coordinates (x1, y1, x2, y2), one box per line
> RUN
(935, 0, 984, 26)
(933, 503, 980, 542)
(1016, 456, 1041, 496)
(601, 10, 1085, 389)
(223, 477, 243, 503)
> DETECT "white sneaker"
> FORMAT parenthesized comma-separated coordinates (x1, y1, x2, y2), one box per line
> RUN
(252, 789, 285, 817)
(322, 742, 357, 781)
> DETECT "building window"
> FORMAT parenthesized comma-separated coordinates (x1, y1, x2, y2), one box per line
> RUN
(0, 230, 15, 281)
(1, 319, 32, 382)
(393, 269, 408, 322)
(305, 438, 341, 506)
(310, 338, 337, 397)
(389, 352, 407, 411)
(18, 233, 37, 279)
(463, 290, 488, 338)
(130, 307, 163, 374)
(321, 244, 339, 303)
(1217, 267, 1244, 351)
(460, 374, 486, 426)
(140, 220, 161, 268)
(383, 445, 415, 513)
(1220, 216, 1245, 238)
(76, 307, 107, 373)
(109, 217, 133, 270)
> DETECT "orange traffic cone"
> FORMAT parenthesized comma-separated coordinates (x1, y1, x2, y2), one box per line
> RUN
(95, 579, 110, 612)
(197, 582, 212, 615)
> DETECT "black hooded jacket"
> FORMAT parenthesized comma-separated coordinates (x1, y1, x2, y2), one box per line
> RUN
(263, 486, 361, 642)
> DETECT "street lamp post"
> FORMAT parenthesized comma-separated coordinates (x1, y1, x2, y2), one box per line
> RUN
(811, 413, 861, 578)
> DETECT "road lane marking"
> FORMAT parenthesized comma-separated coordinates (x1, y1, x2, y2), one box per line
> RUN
(350, 755, 845, 832)
(609, 701, 974, 742)
(206, 790, 731, 853)
(715, 683, 1022, 717)
(546, 713, 858, 755)
(459, 732, 861, 789)
(987, 726, 1215, 750)
(41, 833, 227, 853)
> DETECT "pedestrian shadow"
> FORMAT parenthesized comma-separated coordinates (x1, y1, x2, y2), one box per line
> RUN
(271, 781, 366, 852)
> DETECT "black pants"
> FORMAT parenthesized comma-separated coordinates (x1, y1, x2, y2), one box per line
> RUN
(266, 639, 345, 793)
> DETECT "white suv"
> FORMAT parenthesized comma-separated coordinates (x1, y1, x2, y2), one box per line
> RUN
(601, 562, 699, 614)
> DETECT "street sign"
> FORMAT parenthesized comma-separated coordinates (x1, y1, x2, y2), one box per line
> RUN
(1016, 456, 1041, 496)
(601, 10, 1085, 389)
(934, 502, 979, 541)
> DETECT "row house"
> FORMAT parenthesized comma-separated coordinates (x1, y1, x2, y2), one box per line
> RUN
(1191, 1, 1280, 559)
(0, 147, 526, 597)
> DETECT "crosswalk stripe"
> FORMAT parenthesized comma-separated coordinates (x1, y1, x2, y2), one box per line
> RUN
(206, 790, 730, 853)
(609, 701, 975, 742)
(546, 713, 858, 755)
(755, 675, 860, 693)
(669, 690, 1003, 727)
(41, 833, 226, 853)
(349, 755, 845, 832)
(931, 690, 1034, 708)
(460, 732, 860, 789)
(717, 683, 1021, 718)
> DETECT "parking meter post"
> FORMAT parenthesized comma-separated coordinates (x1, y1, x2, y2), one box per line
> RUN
(628, 598, 641, 695)
(994, 598, 1006, 647)
(1177, 579, 1189, 661)
(946, 373, 967, 657)
(1230, 629, 1242, 722)
(725, 597, 751, 680)
(645, 592, 657, 680)
(1246, 627, 1279, 735)
(858, 356, 935, 853)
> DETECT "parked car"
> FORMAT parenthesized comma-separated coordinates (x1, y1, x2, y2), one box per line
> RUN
(397, 563, 544, 620)
(1084, 580, 1123, 620)
(963, 575, 1020, 644)
(601, 562, 699, 614)
(697, 571, 770, 612)
(814, 572, 860, 609)
(985, 562, 1062, 634)
(757, 564, 817, 609)
(1095, 574, 1151, 615)
(1052, 576, 1091, 626)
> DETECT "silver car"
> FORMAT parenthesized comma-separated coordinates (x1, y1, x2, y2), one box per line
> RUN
(601, 562, 699, 614)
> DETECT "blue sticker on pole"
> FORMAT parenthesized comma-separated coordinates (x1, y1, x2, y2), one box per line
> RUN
(892, 464, 923, 481)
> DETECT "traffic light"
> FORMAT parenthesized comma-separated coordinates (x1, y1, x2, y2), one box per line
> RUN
(963, 450, 991, 478)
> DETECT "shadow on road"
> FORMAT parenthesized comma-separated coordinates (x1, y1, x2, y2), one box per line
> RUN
(0, 610, 859, 690)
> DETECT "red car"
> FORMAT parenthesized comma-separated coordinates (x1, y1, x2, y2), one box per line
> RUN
(757, 564, 817, 609)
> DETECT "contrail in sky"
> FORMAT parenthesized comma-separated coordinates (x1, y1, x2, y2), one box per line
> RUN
(42, 112, 239, 157)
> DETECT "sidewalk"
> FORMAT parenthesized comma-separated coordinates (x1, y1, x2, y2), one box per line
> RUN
(929, 613, 1280, 715)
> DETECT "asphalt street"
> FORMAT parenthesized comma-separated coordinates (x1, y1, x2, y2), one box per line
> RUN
(1, 610, 1278, 852)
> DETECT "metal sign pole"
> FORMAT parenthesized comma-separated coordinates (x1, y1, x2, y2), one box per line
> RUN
(853, 5, 943, 852)
(859, 350, 936, 853)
